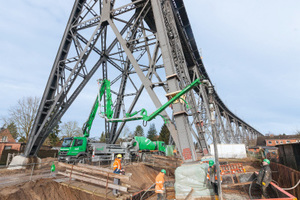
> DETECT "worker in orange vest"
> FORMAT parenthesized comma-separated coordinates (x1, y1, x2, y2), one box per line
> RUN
(113, 154, 123, 196)
(113, 154, 122, 173)
(206, 160, 222, 198)
(155, 169, 166, 200)
(173, 148, 177, 157)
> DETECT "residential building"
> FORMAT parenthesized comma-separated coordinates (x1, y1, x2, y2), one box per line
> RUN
(0, 129, 24, 156)
(256, 135, 300, 147)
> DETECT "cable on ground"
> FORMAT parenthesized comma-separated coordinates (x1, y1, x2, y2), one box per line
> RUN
(140, 183, 155, 200)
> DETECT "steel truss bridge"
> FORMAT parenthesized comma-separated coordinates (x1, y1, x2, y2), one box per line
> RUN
(25, 0, 263, 162)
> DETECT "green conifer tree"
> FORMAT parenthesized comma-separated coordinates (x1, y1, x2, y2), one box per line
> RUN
(147, 124, 157, 141)
(134, 125, 144, 136)
(158, 124, 170, 144)
(7, 122, 18, 140)
(100, 131, 106, 142)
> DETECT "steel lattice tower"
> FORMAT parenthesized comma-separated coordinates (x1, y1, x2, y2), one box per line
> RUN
(24, 0, 262, 162)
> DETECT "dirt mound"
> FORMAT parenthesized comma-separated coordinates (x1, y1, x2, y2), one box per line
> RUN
(124, 163, 161, 190)
(0, 178, 103, 200)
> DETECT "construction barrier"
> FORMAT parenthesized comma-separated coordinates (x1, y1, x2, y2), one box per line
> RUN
(220, 163, 246, 175)
(202, 161, 246, 175)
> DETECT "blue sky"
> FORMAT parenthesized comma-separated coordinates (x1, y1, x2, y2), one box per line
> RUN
(0, 0, 299, 139)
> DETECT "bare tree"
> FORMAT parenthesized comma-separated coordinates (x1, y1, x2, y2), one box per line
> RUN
(121, 125, 132, 138)
(2, 96, 40, 142)
(60, 121, 83, 138)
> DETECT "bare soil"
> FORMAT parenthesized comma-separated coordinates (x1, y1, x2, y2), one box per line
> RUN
(0, 178, 103, 200)
(124, 162, 173, 190)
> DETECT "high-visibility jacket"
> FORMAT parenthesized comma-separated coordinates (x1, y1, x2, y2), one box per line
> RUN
(113, 158, 121, 171)
(207, 167, 223, 182)
(155, 172, 165, 193)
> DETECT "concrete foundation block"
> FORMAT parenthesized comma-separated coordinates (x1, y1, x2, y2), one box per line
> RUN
(8, 155, 41, 170)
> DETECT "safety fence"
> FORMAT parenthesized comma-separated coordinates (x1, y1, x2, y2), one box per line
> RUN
(270, 162, 300, 199)
(0, 149, 58, 165)
(0, 160, 58, 189)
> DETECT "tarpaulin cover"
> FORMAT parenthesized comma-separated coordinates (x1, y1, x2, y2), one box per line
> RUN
(175, 162, 214, 199)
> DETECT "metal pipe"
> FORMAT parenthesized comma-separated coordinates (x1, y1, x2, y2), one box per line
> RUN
(144, 78, 202, 121)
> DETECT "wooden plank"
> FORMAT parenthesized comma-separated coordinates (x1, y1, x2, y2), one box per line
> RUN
(65, 169, 133, 188)
(77, 163, 132, 179)
(222, 181, 252, 188)
(291, 172, 295, 196)
(184, 188, 194, 200)
(66, 169, 113, 183)
(235, 173, 240, 183)
(58, 171, 128, 192)
(58, 162, 129, 181)
(77, 163, 113, 173)
(78, 163, 133, 178)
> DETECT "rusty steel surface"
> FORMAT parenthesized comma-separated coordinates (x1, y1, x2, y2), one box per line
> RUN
(270, 162, 300, 199)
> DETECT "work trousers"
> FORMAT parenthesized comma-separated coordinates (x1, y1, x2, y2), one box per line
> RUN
(261, 186, 269, 198)
(212, 182, 218, 195)
(113, 178, 120, 195)
(157, 193, 164, 200)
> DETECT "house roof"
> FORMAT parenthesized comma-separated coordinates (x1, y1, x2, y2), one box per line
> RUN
(263, 135, 300, 140)
(0, 128, 16, 143)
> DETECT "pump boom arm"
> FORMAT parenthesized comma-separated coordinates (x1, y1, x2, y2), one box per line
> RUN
(83, 78, 202, 137)
(82, 79, 113, 137)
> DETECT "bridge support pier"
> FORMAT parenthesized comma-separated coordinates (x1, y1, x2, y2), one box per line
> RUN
(8, 155, 41, 170)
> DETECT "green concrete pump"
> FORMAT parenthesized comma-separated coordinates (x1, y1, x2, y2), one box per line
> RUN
(58, 78, 202, 163)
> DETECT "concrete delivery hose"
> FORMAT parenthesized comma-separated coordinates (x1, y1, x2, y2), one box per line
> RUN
(280, 179, 300, 191)
(140, 183, 155, 200)
(249, 178, 300, 199)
